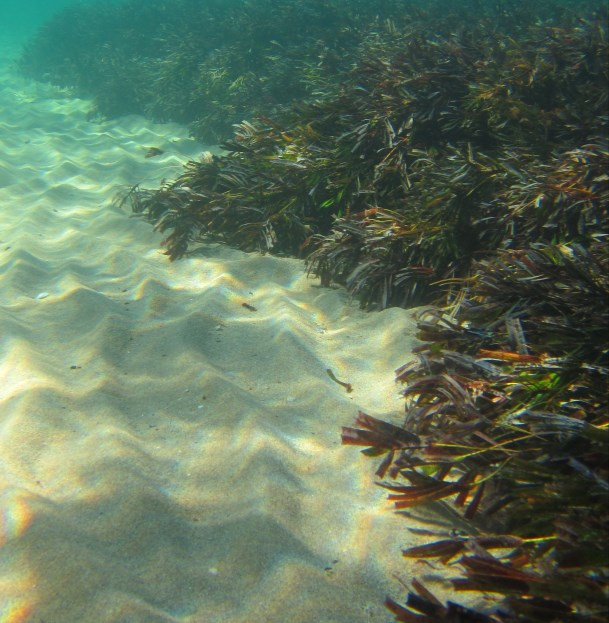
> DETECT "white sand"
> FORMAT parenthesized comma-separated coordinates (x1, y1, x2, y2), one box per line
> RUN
(0, 41, 430, 622)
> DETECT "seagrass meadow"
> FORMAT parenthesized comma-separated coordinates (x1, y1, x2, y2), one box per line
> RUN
(19, 0, 609, 620)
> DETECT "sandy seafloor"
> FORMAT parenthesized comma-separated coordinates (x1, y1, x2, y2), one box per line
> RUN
(0, 38, 444, 623)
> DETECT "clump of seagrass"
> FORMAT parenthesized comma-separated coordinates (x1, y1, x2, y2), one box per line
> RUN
(120, 1, 607, 310)
(343, 242, 609, 622)
(120, 118, 340, 258)
(306, 9, 609, 308)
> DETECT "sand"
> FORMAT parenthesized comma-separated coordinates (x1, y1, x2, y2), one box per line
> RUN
(0, 40, 431, 622)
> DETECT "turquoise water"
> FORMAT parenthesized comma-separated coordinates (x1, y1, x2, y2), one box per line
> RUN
(1, 1, 606, 621)
(0, 1, 91, 44)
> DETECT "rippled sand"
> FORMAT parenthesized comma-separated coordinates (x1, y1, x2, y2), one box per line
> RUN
(0, 42, 428, 622)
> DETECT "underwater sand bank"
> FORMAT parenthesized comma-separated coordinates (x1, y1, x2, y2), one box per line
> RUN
(0, 41, 433, 622)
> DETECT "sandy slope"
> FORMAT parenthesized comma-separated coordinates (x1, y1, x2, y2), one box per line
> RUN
(0, 42, 429, 622)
